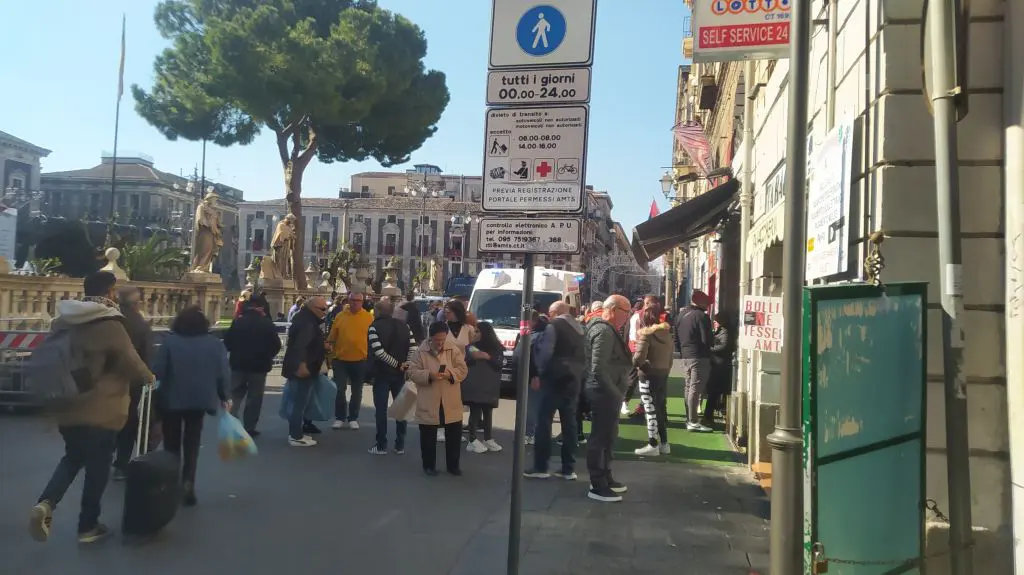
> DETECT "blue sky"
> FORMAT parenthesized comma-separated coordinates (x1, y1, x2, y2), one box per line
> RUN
(0, 0, 689, 232)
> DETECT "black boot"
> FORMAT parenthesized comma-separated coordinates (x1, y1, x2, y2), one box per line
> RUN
(182, 481, 197, 507)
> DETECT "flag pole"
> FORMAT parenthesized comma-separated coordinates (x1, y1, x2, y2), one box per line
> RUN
(106, 14, 126, 247)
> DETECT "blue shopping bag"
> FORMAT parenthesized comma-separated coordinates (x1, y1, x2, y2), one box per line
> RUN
(217, 412, 258, 461)
(278, 375, 337, 422)
(309, 374, 338, 422)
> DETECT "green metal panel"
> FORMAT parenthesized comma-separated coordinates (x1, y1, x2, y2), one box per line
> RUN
(802, 282, 928, 574)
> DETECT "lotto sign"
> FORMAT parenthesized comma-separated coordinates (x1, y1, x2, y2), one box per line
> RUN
(481, 105, 588, 212)
(692, 0, 791, 63)
(738, 295, 783, 353)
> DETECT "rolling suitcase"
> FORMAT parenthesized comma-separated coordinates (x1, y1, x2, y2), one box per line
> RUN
(122, 385, 181, 536)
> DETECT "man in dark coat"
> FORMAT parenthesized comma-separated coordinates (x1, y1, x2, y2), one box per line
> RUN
(282, 297, 328, 447)
(224, 295, 282, 436)
(525, 301, 586, 480)
(583, 295, 634, 503)
(112, 286, 155, 479)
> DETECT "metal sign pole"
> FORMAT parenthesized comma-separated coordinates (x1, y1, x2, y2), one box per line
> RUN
(766, 0, 812, 571)
(507, 253, 535, 575)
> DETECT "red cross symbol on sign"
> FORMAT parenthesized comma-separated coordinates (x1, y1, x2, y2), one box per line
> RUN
(536, 161, 553, 178)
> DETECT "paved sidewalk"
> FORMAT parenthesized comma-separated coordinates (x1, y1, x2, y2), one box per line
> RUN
(0, 374, 768, 574)
(452, 461, 769, 574)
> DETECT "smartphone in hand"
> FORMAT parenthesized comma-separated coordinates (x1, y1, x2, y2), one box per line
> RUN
(439, 365, 447, 373)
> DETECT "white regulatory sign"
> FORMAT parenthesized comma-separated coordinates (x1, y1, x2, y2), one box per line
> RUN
(482, 105, 588, 212)
(486, 67, 591, 106)
(489, 0, 597, 69)
(478, 218, 581, 254)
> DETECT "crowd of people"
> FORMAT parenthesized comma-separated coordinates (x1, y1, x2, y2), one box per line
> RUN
(28, 270, 733, 544)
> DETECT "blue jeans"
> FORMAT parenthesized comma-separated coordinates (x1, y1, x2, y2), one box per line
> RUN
(372, 371, 408, 449)
(532, 384, 579, 474)
(39, 426, 117, 533)
(333, 360, 366, 422)
(287, 377, 317, 439)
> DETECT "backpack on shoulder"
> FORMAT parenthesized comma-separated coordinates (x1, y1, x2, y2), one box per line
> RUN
(25, 327, 94, 407)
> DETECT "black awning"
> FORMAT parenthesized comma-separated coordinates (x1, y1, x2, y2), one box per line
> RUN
(631, 178, 739, 264)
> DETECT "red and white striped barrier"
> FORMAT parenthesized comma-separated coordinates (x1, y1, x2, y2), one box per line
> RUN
(0, 332, 45, 350)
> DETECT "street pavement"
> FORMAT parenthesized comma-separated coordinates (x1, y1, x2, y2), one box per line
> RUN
(0, 374, 769, 575)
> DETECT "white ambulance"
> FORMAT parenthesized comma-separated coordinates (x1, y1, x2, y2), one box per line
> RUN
(467, 267, 583, 394)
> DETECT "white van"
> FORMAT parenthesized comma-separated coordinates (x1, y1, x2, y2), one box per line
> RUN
(467, 267, 583, 393)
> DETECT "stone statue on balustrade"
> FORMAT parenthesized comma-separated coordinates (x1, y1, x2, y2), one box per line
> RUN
(189, 191, 223, 275)
(261, 214, 297, 282)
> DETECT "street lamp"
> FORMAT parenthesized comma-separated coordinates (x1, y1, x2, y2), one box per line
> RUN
(660, 171, 675, 198)
(410, 187, 439, 258)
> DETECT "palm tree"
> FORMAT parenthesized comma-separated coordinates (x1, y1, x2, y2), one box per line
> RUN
(121, 235, 189, 281)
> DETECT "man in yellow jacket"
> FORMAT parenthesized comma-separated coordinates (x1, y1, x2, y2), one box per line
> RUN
(328, 292, 374, 430)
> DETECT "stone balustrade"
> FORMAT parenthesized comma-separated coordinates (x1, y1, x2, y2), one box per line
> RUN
(0, 274, 226, 330)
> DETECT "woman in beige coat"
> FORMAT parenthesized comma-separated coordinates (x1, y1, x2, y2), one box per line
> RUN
(409, 321, 469, 476)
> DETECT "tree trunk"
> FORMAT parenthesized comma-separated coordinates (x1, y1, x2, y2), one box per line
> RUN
(285, 163, 307, 289)
(277, 121, 318, 291)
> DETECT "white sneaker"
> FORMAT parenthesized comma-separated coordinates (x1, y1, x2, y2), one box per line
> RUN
(687, 423, 712, 433)
(483, 439, 503, 452)
(634, 444, 660, 457)
(289, 435, 317, 447)
(525, 435, 535, 446)
(466, 439, 487, 453)
(331, 419, 345, 430)
(368, 445, 387, 455)
(347, 420, 360, 430)
(437, 429, 446, 442)
(659, 443, 671, 455)
(620, 402, 629, 415)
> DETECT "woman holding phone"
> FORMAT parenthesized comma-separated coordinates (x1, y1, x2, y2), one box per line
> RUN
(408, 321, 469, 476)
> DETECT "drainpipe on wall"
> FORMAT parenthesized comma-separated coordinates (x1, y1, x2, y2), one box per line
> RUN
(1004, 0, 1024, 569)
(927, 0, 974, 571)
(826, 0, 838, 131)
(736, 59, 755, 455)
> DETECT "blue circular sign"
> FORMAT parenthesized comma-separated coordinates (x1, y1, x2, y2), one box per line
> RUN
(515, 5, 567, 57)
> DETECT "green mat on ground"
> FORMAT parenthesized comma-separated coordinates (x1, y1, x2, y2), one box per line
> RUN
(578, 376, 736, 466)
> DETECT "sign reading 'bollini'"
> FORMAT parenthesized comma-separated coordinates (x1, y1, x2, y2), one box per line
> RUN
(692, 0, 792, 63)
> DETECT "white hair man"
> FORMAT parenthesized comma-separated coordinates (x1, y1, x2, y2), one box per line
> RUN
(581, 294, 634, 502)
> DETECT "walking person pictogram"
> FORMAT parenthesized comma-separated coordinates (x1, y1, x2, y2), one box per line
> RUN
(532, 13, 551, 49)
(515, 5, 567, 57)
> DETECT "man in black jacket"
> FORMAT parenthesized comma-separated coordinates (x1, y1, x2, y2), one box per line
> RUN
(366, 299, 417, 455)
(674, 290, 714, 432)
(224, 295, 282, 437)
(525, 301, 586, 480)
(112, 286, 154, 479)
(282, 296, 328, 447)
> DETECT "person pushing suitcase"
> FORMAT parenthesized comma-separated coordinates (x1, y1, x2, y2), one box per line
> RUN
(28, 271, 155, 544)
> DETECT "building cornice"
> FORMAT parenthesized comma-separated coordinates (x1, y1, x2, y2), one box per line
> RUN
(240, 197, 483, 213)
